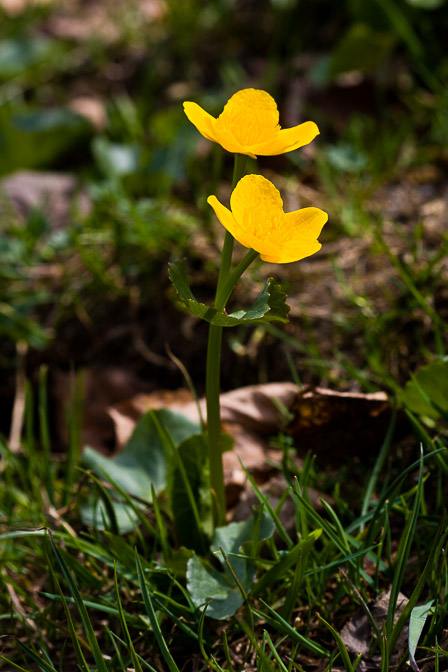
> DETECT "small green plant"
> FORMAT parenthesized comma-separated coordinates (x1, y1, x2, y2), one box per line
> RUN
(177, 88, 327, 522)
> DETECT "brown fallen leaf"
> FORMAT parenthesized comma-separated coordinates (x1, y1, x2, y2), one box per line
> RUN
(287, 387, 391, 459)
(341, 588, 408, 671)
(107, 382, 392, 507)
(109, 382, 298, 448)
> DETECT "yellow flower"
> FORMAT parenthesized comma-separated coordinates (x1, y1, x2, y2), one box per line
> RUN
(183, 89, 319, 158)
(207, 175, 327, 264)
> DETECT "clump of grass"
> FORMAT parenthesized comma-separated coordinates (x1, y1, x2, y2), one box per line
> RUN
(1, 375, 447, 671)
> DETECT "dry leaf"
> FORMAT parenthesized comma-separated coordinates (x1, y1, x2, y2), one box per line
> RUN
(287, 387, 390, 459)
(341, 589, 408, 671)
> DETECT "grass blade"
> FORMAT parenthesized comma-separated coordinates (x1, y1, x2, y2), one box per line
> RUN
(135, 550, 180, 672)
(386, 448, 424, 636)
(114, 562, 144, 672)
(239, 460, 293, 548)
(318, 614, 356, 672)
(255, 600, 330, 657)
(47, 529, 109, 672)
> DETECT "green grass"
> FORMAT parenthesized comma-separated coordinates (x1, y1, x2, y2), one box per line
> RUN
(0, 378, 447, 670)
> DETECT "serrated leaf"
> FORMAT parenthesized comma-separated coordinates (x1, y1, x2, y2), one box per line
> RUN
(169, 258, 289, 326)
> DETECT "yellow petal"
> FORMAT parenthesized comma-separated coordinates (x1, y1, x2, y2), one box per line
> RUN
(261, 239, 322, 264)
(206, 195, 238, 236)
(207, 193, 278, 257)
(230, 174, 283, 230)
(250, 121, 319, 156)
(208, 174, 327, 265)
(215, 89, 280, 148)
(183, 101, 217, 142)
(230, 225, 281, 257)
(284, 207, 328, 239)
(211, 126, 254, 156)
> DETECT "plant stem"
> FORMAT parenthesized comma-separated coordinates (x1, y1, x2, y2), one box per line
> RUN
(215, 249, 259, 310)
(206, 323, 225, 522)
(215, 153, 248, 289)
(206, 152, 248, 525)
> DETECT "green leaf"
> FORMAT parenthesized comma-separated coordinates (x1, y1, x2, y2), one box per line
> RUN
(114, 563, 144, 672)
(0, 37, 63, 80)
(186, 513, 275, 619)
(48, 533, 109, 672)
(329, 23, 396, 79)
(0, 105, 92, 175)
(82, 409, 199, 532)
(211, 514, 275, 587)
(400, 359, 448, 420)
(167, 433, 213, 551)
(409, 600, 434, 671)
(165, 547, 195, 578)
(318, 614, 356, 670)
(169, 259, 289, 326)
(92, 136, 142, 179)
(252, 530, 322, 599)
(253, 602, 330, 657)
(186, 553, 244, 620)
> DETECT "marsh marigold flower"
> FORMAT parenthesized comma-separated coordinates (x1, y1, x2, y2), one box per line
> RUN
(207, 175, 327, 264)
(183, 89, 319, 158)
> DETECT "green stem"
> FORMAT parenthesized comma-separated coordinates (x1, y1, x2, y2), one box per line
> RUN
(216, 249, 259, 310)
(206, 323, 225, 521)
(215, 153, 247, 291)
(206, 152, 249, 525)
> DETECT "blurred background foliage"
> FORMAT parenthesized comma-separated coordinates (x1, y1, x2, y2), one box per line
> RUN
(1, 0, 447, 426)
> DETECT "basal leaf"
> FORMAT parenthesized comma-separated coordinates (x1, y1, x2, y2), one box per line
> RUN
(212, 513, 275, 588)
(167, 433, 213, 551)
(186, 554, 244, 620)
(187, 512, 275, 619)
(169, 258, 289, 326)
(82, 409, 199, 532)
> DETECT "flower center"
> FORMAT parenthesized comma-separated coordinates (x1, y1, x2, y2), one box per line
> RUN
(246, 206, 288, 244)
